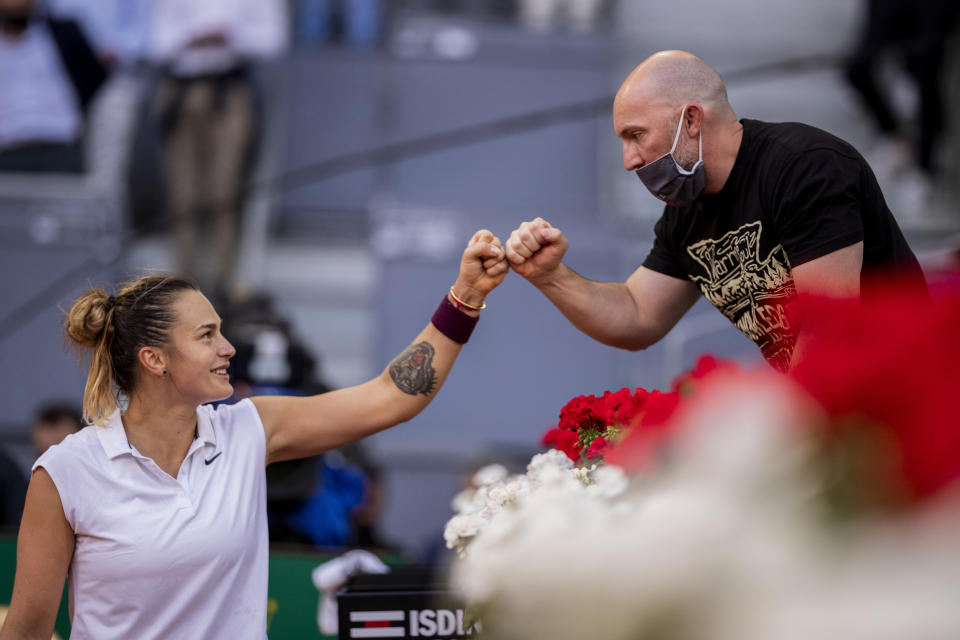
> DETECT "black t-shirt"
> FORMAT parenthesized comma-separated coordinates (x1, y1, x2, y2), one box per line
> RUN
(643, 119, 925, 371)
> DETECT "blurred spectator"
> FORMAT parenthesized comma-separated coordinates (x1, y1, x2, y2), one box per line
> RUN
(0, 0, 108, 172)
(0, 446, 26, 530)
(347, 456, 397, 550)
(0, 402, 80, 532)
(296, 0, 383, 49)
(845, 0, 960, 214)
(46, 0, 151, 68)
(219, 291, 327, 544)
(221, 291, 326, 399)
(286, 444, 400, 550)
(31, 402, 82, 457)
(404, 0, 515, 23)
(517, 0, 607, 33)
(221, 292, 394, 550)
(146, 0, 288, 296)
(283, 449, 367, 547)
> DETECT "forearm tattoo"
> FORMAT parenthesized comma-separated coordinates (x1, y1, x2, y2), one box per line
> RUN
(389, 341, 437, 396)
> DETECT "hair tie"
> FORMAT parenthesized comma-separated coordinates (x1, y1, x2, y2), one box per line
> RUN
(105, 295, 117, 312)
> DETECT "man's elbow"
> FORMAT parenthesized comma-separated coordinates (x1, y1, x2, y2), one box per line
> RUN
(614, 337, 652, 352)
(598, 332, 656, 352)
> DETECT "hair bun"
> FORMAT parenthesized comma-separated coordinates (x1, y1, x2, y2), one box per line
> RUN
(64, 289, 113, 348)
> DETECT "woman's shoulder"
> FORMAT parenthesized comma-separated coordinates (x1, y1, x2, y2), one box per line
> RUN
(32, 426, 104, 476)
(200, 398, 263, 426)
(198, 399, 266, 451)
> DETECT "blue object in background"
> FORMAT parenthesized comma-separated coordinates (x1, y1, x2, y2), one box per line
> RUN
(297, 0, 382, 49)
(288, 453, 368, 547)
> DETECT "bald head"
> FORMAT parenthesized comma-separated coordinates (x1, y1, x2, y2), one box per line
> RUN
(616, 50, 734, 120)
(613, 51, 744, 195)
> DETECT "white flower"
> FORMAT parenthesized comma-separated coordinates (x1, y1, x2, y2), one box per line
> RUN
(486, 476, 529, 507)
(534, 464, 586, 493)
(450, 488, 477, 514)
(587, 465, 629, 499)
(472, 463, 509, 487)
(487, 484, 510, 506)
(446, 372, 960, 640)
(443, 513, 483, 549)
(502, 476, 532, 502)
(527, 449, 574, 478)
(573, 464, 594, 485)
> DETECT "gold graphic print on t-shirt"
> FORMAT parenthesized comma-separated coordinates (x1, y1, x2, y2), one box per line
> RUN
(686, 221, 797, 371)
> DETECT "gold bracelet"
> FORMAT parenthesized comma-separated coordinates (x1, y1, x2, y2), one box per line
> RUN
(449, 286, 486, 311)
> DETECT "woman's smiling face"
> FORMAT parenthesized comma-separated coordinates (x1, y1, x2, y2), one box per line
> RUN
(162, 290, 236, 405)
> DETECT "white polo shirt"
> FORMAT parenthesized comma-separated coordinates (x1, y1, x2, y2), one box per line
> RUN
(34, 399, 269, 639)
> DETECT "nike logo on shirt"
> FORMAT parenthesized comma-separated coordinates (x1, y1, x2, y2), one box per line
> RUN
(204, 452, 222, 465)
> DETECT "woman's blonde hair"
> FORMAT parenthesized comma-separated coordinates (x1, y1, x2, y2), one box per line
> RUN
(64, 275, 197, 425)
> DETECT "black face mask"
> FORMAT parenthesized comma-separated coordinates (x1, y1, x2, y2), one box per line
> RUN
(634, 105, 706, 208)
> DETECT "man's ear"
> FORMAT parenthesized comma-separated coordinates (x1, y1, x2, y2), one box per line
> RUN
(684, 103, 704, 136)
(139, 346, 168, 378)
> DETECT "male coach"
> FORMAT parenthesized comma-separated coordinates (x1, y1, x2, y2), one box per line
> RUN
(505, 50, 925, 371)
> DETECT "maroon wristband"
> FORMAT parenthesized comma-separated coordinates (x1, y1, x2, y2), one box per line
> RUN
(431, 295, 479, 344)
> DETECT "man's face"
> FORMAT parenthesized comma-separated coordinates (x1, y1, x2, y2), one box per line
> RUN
(614, 95, 675, 173)
(614, 91, 700, 174)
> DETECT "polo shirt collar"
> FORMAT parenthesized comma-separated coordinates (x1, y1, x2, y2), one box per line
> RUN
(195, 406, 219, 451)
(96, 410, 131, 459)
(96, 406, 220, 460)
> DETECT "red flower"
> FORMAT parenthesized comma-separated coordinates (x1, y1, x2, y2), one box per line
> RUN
(638, 390, 681, 427)
(791, 273, 960, 502)
(549, 359, 727, 473)
(598, 388, 649, 426)
(672, 354, 738, 395)
(557, 388, 650, 434)
(541, 427, 581, 462)
(605, 390, 681, 473)
(557, 395, 604, 432)
(584, 437, 610, 461)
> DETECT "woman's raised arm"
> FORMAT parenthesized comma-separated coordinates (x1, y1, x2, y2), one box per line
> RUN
(255, 229, 508, 465)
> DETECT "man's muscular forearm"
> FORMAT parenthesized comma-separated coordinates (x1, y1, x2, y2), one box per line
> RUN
(532, 264, 655, 350)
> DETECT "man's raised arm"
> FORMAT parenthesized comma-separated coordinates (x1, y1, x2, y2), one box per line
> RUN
(505, 217, 700, 350)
